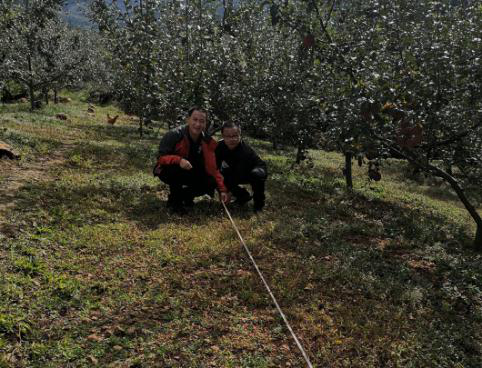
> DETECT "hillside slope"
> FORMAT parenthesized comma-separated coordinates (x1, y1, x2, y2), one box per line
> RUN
(0, 93, 481, 367)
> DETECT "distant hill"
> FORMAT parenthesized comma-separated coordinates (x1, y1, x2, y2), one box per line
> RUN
(63, 0, 92, 28)
(62, 0, 232, 28)
(63, 0, 136, 28)
(56, 0, 476, 28)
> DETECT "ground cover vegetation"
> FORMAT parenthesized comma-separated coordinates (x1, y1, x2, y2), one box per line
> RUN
(1, 0, 480, 246)
(61, 0, 482, 247)
(0, 92, 481, 367)
(0, 0, 481, 366)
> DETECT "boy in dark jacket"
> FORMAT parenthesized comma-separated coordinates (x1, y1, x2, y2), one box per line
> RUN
(215, 121, 267, 212)
(154, 107, 229, 213)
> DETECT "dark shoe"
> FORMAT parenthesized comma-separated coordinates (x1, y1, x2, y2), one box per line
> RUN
(234, 194, 252, 206)
(253, 201, 264, 213)
(233, 188, 252, 206)
(167, 194, 187, 215)
(167, 202, 187, 215)
(183, 196, 194, 207)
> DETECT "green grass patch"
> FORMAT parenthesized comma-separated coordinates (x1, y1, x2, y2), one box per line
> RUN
(0, 92, 480, 367)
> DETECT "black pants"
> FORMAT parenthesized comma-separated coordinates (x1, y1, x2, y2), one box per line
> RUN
(158, 165, 216, 205)
(222, 169, 265, 205)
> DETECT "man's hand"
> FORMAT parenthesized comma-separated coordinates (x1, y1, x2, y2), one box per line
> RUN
(251, 167, 267, 180)
(179, 158, 192, 170)
(220, 192, 231, 204)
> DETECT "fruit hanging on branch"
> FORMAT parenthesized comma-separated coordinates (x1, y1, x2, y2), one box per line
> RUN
(396, 120, 423, 148)
(303, 34, 315, 48)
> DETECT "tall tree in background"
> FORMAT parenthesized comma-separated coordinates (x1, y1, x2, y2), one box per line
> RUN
(270, 0, 481, 248)
(0, 0, 91, 108)
(0, 0, 63, 108)
(90, 0, 164, 137)
(87, 0, 480, 247)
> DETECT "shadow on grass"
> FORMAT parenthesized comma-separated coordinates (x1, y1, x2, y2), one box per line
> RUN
(209, 160, 481, 366)
(57, 138, 158, 174)
(70, 121, 161, 146)
(2, 171, 480, 367)
(378, 159, 482, 208)
(267, 156, 475, 243)
(252, 154, 478, 299)
(9, 176, 230, 233)
(3, 130, 481, 367)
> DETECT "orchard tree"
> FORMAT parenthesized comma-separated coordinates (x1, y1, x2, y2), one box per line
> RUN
(0, 0, 66, 108)
(367, 0, 482, 249)
(0, 3, 16, 92)
(89, 0, 261, 133)
(90, 0, 164, 136)
(229, 1, 328, 155)
(36, 23, 94, 104)
(330, 0, 482, 248)
(0, 0, 91, 108)
(269, 0, 481, 248)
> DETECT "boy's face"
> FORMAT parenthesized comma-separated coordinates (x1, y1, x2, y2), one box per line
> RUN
(222, 127, 241, 150)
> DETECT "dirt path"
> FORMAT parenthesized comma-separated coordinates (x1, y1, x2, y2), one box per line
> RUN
(0, 146, 71, 237)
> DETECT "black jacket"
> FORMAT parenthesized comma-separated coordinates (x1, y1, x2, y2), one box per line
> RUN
(215, 140, 267, 180)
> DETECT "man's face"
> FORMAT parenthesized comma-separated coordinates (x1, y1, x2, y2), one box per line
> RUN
(187, 110, 207, 139)
(222, 127, 241, 150)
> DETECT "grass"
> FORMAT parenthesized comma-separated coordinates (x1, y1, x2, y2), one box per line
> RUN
(0, 92, 481, 367)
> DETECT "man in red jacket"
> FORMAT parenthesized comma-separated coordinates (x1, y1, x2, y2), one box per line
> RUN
(153, 107, 230, 214)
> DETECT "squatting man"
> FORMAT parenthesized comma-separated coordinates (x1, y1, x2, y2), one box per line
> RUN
(153, 107, 229, 214)
(215, 121, 268, 212)
(153, 108, 267, 213)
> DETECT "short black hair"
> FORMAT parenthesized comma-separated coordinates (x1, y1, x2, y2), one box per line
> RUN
(188, 106, 208, 118)
(221, 121, 241, 134)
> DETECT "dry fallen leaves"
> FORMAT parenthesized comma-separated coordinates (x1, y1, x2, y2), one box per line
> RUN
(88, 355, 99, 365)
(86, 334, 104, 342)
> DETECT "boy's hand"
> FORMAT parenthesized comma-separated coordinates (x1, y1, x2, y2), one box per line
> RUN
(179, 158, 192, 170)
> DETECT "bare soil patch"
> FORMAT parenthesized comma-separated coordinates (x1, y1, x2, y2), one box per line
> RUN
(0, 145, 71, 232)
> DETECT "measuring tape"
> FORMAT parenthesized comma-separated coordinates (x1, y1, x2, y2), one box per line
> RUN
(221, 201, 314, 368)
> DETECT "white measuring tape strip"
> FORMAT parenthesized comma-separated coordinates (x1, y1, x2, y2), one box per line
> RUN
(221, 201, 314, 368)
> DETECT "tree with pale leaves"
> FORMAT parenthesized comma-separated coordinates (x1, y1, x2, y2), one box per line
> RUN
(0, 0, 92, 108)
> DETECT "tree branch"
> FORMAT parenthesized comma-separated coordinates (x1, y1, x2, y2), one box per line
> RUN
(373, 133, 482, 239)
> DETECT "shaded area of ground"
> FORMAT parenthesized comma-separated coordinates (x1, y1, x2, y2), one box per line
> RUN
(1, 96, 481, 367)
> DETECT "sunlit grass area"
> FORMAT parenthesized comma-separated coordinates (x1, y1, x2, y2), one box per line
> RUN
(0, 93, 480, 367)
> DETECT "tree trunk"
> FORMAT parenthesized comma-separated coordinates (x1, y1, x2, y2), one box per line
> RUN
(43, 88, 48, 105)
(430, 166, 482, 251)
(139, 116, 144, 138)
(344, 152, 353, 190)
(387, 143, 482, 250)
(27, 55, 35, 110)
(296, 144, 305, 164)
(54, 89, 58, 104)
(475, 223, 482, 251)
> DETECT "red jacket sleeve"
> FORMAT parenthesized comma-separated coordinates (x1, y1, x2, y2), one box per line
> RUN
(157, 130, 183, 166)
(157, 154, 182, 166)
(203, 139, 227, 192)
